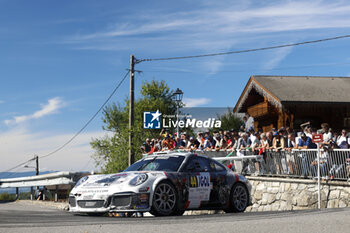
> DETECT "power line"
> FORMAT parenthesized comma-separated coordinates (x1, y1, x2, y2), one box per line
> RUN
(137, 34, 350, 63)
(0, 158, 35, 176)
(40, 70, 130, 159)
(0, 70, 130, 174)
(141, 61, 350, 74)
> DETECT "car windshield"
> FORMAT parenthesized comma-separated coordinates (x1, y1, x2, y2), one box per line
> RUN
(124, 155, 185, 172)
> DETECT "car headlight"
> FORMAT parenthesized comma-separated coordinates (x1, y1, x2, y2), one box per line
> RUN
(75, 176, 89, 187)
(129, 174, 148, 186)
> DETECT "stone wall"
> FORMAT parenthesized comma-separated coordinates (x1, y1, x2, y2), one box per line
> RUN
(246, 177, 350, 212)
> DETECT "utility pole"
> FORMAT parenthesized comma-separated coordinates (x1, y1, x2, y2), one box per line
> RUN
(35, 155, 39, 200)
(35, 155, 39, 176)
(128, 55, 135, 166)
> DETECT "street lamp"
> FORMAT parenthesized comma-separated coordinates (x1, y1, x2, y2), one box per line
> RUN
(23, 155, 39, 200)
(173, 88, 183, 137)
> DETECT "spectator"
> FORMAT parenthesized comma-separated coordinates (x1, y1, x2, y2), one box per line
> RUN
(237, 133, 252, 152)
(259, 133, 269, 152)
(272, 131, 286, 174)
(304, 126, 313, 138)
(336, 129, 350, 149)
(300, 122, 312, 138)
(180, 133, 188, 148)
(321, 123, 333, 145)
(219, 129, 224, 137)
(203, 136, 216, 151)
(155, 138, 162, 151)
(251, 132, 261, 175)
(245, 113, 255, 132)
(286, 132, 297, 174)
(148, 139, 159, 155)
(175, 136, 186, 149)
(231, 133, 240, 151)
(241, 116, 247, 131)
(197, 132, 205, 149)
(286, 132, 296, 150)
(160, 129, 171, 138)
(216, 135, 229, 150)
(311, 145, 330, 178)
(266, 131, 273, 149)
(224, 135, 233, 150)
(186, 136, 200, 151)
(214, 133, 222, 150)
(297, 133, 316, 149)
(297, 133, 316, 177)
(251, 132, 261, 151)
(36, 189, 44, 201)
(162, 136, 174, 151)
(144, 138, 151, 152)
(272, 132, 285, 151)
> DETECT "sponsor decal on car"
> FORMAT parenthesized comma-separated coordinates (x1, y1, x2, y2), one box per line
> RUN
(187, 172, 211, 209)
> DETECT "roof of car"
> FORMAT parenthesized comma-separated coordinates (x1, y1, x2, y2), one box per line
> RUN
(144, 151, 210, 159)
(145, 151, 191, 157)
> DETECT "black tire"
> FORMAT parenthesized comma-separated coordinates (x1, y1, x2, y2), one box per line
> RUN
(150, 181, 179, 216)
(226, 183, 249, 213)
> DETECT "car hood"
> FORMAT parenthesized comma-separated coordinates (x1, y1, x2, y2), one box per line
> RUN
(76, 171, 164, 189)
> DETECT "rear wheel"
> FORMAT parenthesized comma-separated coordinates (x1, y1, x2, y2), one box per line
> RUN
(226, 183, 249, 213)
(150, 181, 179, 216)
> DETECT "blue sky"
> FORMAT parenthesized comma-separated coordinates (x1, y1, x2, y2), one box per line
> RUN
(1, 0, 350, 172)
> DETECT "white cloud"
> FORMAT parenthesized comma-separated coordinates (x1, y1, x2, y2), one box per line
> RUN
(0, 100, 5, 104)
(63, 0, 350, 74)
(4, 97, 64, 126)
(183, 97, 211, 107)
(69, 1, 350, 42)
(0, 127, 105, 172)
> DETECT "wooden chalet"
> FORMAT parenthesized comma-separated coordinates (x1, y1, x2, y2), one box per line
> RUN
(233, 75, 350, 132)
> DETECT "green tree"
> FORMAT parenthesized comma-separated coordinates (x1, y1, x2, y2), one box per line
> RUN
(217, 108, 243, 131)
(91, 80, 180, 173)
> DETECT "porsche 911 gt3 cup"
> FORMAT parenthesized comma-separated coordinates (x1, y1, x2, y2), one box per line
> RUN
(69, 152, 251, 216)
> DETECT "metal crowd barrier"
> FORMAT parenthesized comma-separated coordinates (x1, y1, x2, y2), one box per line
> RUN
(218, 149, 350, 180)
(144, 149, 350, 180)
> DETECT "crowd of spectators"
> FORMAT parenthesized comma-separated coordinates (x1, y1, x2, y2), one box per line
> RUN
(141, 113, 350, 179)
(141, 114, 350, 154)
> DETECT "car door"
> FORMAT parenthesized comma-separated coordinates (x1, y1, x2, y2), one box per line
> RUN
(183, 155, 212, 209)
(207, 159, 230, 207)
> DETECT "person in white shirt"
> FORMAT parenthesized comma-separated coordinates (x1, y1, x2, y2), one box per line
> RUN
(321, 123, 332, 144)
(336, 129, 350, 148)
(245, 113, 254, 132)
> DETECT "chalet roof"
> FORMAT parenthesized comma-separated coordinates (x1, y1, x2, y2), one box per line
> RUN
(254, 75, 350, 102)
(234, 75, 350, 113)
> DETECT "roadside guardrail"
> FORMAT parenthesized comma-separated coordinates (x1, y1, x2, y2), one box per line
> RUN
(0, 171, 84, 201)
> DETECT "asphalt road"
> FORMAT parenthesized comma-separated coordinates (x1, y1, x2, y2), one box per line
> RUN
(0, 201, 350, 233)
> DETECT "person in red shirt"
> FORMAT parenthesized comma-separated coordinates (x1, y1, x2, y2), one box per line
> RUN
(162, 136, 175, 151)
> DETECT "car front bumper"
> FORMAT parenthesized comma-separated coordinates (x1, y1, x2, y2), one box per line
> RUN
(69, 192, 151, 213)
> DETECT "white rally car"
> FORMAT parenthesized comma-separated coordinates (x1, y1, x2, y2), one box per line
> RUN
(69, 152, 251, 216)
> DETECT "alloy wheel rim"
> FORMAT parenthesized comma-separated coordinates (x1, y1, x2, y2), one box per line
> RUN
(232, 185, 248, 211)
(154, 183, 176, 212)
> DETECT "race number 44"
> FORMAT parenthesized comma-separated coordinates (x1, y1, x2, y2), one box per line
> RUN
(190, 173, 210, 188)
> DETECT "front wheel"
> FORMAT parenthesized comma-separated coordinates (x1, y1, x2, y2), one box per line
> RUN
(150, 181, 178, 216)
(226, 183, 249, 213)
